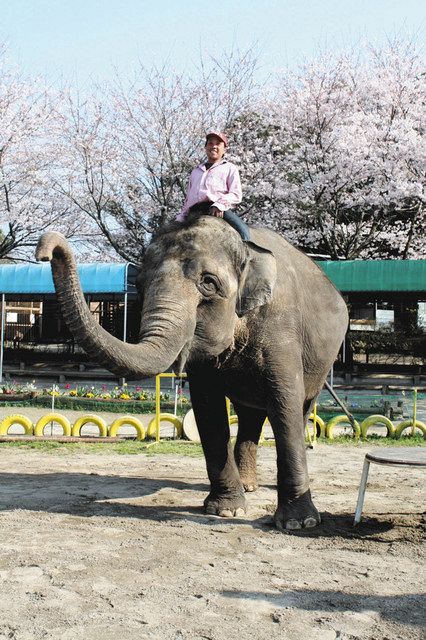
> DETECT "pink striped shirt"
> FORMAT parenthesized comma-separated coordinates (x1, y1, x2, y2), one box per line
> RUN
(176, 159, 242, 221)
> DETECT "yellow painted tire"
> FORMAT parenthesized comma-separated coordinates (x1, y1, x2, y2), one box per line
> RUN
(0, 414, 34, 436)
(146, 413, 183, 439)
(394, 419, 426, 440)
(71, 415, 107, 437)
(307, 413, 326, 438)
(109, 416, 146, 440)
(227, 415, 239, 443)
(259, 417, 271, 443)
(326, 414, 361, 440)
(35, 413, 71, 437)
(361, 414, 395, 439)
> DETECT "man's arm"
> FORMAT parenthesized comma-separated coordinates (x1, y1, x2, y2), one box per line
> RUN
(176, 172, 194, 221)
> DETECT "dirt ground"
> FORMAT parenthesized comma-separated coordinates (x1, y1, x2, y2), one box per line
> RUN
(0, 443, 424, 640)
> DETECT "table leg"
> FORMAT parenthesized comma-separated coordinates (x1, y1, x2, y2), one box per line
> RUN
(354, 457, 370, 525)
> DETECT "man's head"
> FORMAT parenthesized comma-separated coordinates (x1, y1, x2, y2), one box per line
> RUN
(205, 131, 228, 163)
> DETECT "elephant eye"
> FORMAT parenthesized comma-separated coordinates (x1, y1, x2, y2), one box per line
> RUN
(199, 273, 219, 296)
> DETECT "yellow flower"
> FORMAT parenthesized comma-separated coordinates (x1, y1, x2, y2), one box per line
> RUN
(69, 389, 77, 396)
(120, 393, 131, 400)
(85, 392, 95, 398)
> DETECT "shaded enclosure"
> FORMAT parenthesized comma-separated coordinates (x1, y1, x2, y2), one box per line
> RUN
(1, 259, 425, 379)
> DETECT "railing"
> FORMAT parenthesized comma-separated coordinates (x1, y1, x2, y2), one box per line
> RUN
(0, 381, 424, 441)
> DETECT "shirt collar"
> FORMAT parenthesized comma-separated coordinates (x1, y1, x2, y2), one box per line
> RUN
(198, 158, 228, 171)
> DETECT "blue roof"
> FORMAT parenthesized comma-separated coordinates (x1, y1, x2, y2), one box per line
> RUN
(0, 263, 130, 294)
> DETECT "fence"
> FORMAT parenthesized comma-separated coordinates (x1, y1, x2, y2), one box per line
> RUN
(0, 376, 425, 442)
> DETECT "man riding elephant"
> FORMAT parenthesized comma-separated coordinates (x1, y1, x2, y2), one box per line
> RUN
(176, 130, 250, 241)
(36, 170, 348, 531)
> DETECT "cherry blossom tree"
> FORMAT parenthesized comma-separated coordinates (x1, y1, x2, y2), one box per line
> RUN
(50, 90, 123, 261)
(230, 40, 425, 259)
(1, 40, 424, 262)
(0, 49, 76, 261)
(53, 48, 260, 264)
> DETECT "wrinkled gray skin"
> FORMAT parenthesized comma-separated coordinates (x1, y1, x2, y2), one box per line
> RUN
(36, 216, 348, 531)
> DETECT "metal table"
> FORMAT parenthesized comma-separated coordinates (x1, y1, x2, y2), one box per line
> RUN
(354, 447, 426, 525)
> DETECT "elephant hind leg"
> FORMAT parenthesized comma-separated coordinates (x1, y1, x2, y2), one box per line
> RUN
(304, 394, 323, 439)
(303, 397, 315, 420)
(233, 402, 266, 492)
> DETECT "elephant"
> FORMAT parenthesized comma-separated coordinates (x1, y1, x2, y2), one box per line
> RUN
(36, 213, 348, 531)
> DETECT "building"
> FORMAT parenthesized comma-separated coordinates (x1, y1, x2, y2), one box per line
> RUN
(0, 260, 425, 382)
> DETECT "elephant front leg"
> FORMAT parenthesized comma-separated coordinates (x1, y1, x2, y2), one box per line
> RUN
(233, 402, 266, 492)
(267, 375, 321, 531)
(188, 369, 247, 517)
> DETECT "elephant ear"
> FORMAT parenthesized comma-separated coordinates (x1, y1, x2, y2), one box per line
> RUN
(236, 241, 277, 317)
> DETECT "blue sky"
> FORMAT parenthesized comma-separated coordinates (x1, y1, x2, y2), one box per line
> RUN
(0, 0, 424, 86)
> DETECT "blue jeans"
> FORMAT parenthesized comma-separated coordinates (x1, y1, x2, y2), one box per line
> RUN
(188, 202, 250, 241)
(222, 210, 250, 241)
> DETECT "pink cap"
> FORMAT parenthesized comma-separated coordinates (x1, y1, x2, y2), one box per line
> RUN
(206, 130, 228, 147)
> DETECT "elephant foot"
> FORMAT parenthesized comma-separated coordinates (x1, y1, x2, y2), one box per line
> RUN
(204, 490, 247, 518)
(274, 490, 320, 532)
(240, 477, 258, 493)
(235, 442, 258, 493)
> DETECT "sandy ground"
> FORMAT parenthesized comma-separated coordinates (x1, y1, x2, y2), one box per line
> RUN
(0, 443, 425, 640)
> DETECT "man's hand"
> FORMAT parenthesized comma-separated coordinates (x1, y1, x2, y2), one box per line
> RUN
(209, 206, 224, 218)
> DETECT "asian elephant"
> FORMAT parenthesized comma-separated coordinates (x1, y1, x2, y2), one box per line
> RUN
(36, 214, 348, 531)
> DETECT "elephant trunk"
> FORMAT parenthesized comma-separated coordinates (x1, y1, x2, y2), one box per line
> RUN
(35, 232, 196, 378)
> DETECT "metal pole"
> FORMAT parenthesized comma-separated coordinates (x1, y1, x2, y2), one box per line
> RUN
(0, 294, 5, 384)
(174, 382, 178, 417)
(412, 388, 417, 436)
(155, 374, 161, 442)
(324, 380, 356, 432)
(123, 292, 128, 342)
(51, 383, 57, 436)
(122, 269, 128, 386)
(354, 457, 370, 525)
(313, 401, 317, 444)
(123, 263, 129, 343)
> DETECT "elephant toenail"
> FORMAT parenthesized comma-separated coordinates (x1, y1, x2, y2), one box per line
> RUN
(235, 507, 245, 517)
(275, 520, 284, 532)
(303, 516, 318, 528)
(218, 509, 233, 517)
(285, 519, 302, 530)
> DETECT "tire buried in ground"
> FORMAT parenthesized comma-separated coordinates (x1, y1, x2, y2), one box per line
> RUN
(71, 415, 108, 437)
(109, 416, 146, 440)
(35, 413, 71, 437)
(0, 414, 34, 436)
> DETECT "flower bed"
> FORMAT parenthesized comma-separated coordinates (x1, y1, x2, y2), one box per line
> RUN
(0, 393, 38, 402)
(0, 381, 190, 415)
(1, 381, 38, 398)
(49, 383, 175, 402)
(1, 381, 185, 401)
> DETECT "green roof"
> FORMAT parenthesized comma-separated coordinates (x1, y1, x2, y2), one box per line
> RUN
(318, 260, 426, 292)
